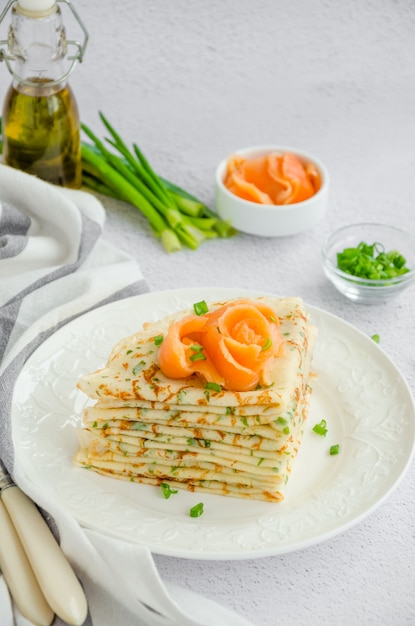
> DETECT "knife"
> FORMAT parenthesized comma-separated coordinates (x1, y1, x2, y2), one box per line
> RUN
(0, 499, 54, 626)
(0, 462, 88, 626)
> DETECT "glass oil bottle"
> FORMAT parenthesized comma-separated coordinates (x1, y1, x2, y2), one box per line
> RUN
(0, 0, 88, 188)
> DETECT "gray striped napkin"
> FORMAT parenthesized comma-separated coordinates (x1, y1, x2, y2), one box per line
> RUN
(0, 163, 148, 472)
(0, 163, 149, 626)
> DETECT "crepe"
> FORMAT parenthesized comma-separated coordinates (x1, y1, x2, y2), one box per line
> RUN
(75, 296, 316, 503)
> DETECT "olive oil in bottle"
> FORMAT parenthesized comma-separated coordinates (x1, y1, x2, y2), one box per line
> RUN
(0, 0, 88, 188)
(3, 80, 81, 188)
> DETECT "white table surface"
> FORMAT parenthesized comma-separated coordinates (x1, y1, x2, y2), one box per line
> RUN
(2, 1, 415, 624)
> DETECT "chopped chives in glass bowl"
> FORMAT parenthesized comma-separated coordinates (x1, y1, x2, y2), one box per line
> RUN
(322, 223, 415, 303)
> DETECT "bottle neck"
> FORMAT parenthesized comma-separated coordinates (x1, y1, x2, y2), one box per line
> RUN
(8, 4, 67, 89)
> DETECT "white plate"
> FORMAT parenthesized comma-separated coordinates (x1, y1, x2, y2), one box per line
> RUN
(12, 287, 415, 559)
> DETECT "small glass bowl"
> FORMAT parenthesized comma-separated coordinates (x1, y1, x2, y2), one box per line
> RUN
(322, 223, 415, 303)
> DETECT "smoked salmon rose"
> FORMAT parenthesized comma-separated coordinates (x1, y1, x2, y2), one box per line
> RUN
(158, 299, 284, 392)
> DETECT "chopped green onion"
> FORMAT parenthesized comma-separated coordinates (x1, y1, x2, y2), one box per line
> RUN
(154, 335, 164, 347)
(312, 419, 328, 437)
(189, 352, 207, 362)
(189, 344, 206, 361)
(131, 421, 148, 431)
(261, 337, 272, 351)
(371, 334, 380, 343)
(329, 444, 340, 456)
(336, 241, 410, 280)
(189, 502, 204, 517)
(204, 382, 222, 392)
(193, 300, 209, 315)
(132, 360, 146, 375)
(160, 483, 178, 499)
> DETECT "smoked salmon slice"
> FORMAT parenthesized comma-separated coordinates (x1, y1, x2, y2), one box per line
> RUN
(157, 299, 284, 392)
(224, 151, 321, 205)
(157, 314, 225, 385)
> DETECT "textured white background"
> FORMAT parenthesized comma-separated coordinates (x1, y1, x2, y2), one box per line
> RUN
(2, 1, 415, 624)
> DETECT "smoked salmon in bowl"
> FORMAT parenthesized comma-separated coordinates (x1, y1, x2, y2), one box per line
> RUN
(215, 145, 329, 237)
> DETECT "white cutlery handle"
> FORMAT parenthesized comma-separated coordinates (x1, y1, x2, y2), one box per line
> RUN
(0, 499, 54, 626)
(1, 486, 88, 626)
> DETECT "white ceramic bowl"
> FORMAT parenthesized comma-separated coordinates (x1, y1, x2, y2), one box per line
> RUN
(214, 145, 329, 237)
(322, 222, 415, 303)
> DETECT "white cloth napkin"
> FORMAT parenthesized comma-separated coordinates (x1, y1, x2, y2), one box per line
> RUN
(0, 164, 253, 626)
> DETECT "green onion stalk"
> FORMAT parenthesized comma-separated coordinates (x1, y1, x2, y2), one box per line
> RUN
(81, 113, 236, 252)
(0, 113, 236, 252)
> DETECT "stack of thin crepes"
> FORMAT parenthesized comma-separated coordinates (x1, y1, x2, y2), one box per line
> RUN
(75, 296, 317, 502)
